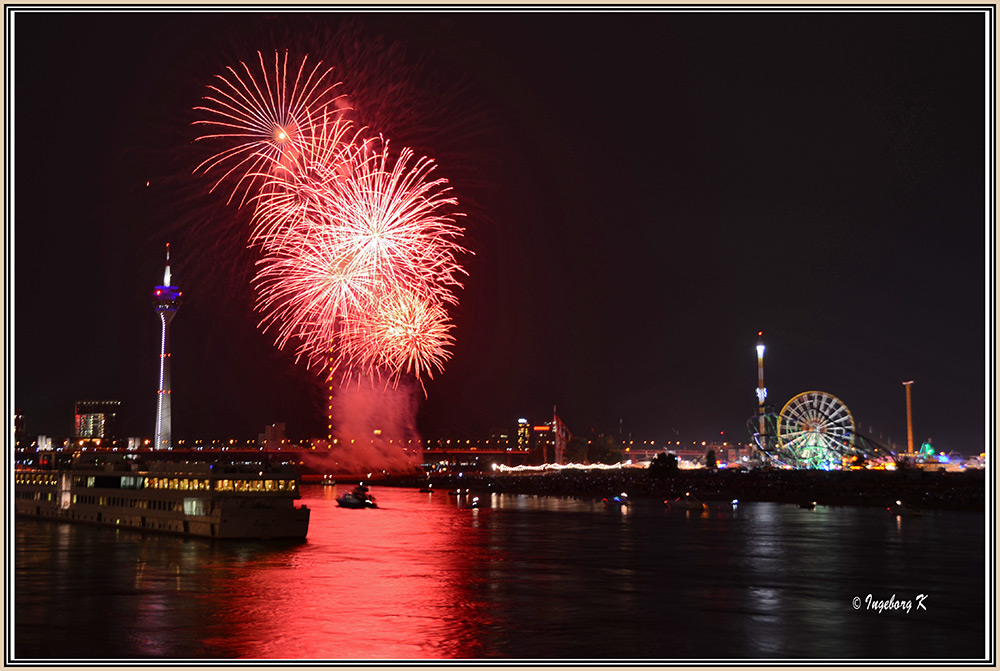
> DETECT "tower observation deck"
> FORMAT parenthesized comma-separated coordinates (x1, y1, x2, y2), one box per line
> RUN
(153, 244, 182, 449)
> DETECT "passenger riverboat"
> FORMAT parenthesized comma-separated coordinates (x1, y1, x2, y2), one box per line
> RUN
(14, 456, 310, 539)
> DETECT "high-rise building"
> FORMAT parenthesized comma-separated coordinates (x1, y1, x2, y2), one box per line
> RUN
(260, 422, 287, 450)
(153, 244, 182, 450)
(74, 400, 121, 440)
(516, 418, 530, 451)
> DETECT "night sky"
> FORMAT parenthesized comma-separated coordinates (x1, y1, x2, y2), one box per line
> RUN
(10, 9, 990, 452)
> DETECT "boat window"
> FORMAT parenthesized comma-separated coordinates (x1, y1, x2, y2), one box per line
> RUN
(183, 498, 207, 516)
(121, 476, 145, 490)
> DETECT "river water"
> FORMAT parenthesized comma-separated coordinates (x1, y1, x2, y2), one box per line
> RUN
(12, 484, 989, 661)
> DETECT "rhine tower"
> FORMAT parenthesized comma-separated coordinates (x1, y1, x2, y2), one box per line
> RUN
(153, 244, 182, 449)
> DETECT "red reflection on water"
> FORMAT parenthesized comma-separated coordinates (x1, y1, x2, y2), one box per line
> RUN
(203, 486, 497, 659)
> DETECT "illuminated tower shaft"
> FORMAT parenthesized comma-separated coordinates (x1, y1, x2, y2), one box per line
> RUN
(902, 380, 914, 454)
(756, 332, 767, 437)
(327, 354, 335, 444)
(153, 244, 182, 450)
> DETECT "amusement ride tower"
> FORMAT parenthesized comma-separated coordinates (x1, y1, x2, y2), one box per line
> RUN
(153, 244, 182, 450)
(755, 331, 767, 437)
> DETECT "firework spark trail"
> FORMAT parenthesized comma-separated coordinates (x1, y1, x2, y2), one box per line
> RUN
(195, 51, 469, 392)
(253, 222, 373, 367)
(316, 139, 466, 304)
(331, 285, 455, 388)
(368, 288, 455, 382)
(193, 50, 344, 207)
(252, 139, 466, 384)
(246, 117, 359, 249)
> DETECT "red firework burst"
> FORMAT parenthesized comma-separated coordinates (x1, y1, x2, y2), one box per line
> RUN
(252, 138, 466, 385)
(247, 115, 359, 248)
(312, 137, 467, 304)
(366, 288, 456, 385)
(197, 53, 469, 390)
(332, 287, 455, 393)
(193, 50, 345, 207)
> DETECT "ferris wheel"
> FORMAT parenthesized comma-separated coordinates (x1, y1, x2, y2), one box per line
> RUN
(776, 391, 856, 469)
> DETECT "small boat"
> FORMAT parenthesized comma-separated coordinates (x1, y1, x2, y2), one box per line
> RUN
(603, 492, 629, 507)
(469, 496, 481, 508)
(337, 484, 377, 509)
(418, 483, 434, 493)
(887, 500, 922, 516)
(798, 501, 817, 509)
(666, 492, 707, 510)
(448, 488, 469, 496)
(321, 475, 337, 487)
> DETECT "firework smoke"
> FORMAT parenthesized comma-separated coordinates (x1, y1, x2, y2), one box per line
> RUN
(327, 381, 423, 474)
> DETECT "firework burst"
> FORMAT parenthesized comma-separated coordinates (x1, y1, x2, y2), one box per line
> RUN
(366, 288, 456, 384)
(313, 138, 466, 304)
(193, 50, 345, 207)
(196, 51, 468, 393)
(252, 216, 374, 368)
(246, 115, 359, 248)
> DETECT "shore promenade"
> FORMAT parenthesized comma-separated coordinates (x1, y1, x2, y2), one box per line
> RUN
(389, 467, 986, 511)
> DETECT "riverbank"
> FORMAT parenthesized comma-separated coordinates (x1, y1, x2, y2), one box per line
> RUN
(383, 467, 987, 511)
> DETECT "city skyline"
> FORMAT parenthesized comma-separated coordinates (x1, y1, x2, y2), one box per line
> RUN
(10, 9, 991, 453)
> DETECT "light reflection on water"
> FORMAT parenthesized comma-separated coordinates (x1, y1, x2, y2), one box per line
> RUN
(14, 486, 987, 660)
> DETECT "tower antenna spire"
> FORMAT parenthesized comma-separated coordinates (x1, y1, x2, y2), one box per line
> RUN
(163, 243, 172, 287)
(153, 245, 182, 449)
